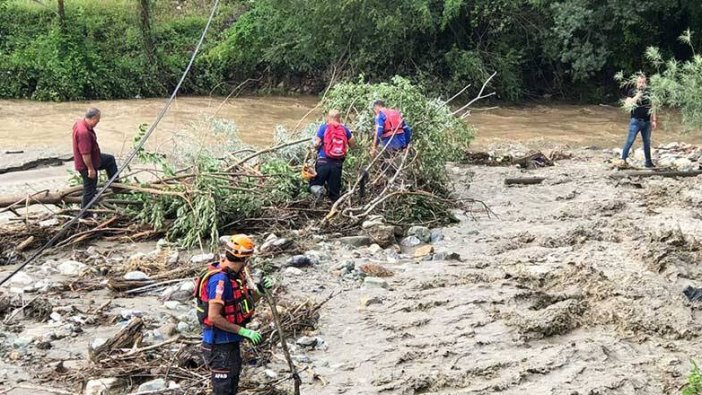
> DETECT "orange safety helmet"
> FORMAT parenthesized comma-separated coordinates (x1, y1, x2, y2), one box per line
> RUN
(223, 234, 255, 259)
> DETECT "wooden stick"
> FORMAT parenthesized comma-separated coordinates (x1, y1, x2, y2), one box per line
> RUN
(16, 236, 35, 252)
(244, 267, 301, 395)
(226, 138, 309, 171)
(505, 177, 546, 185)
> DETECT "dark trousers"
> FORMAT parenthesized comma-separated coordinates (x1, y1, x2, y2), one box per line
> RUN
(621, 118, 653, 167)
(310, 158, 343, 201)
(79, 153, 118, 209)
(202, 342, 242, 395)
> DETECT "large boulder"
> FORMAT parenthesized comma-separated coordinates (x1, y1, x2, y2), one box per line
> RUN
(364, 225, 396, 248)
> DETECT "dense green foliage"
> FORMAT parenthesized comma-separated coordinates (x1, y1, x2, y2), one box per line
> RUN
(2, 0, 702, 101)
(0, 0, 243, 100)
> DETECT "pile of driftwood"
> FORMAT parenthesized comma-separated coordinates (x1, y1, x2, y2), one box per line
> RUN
(464, 149, 573, 169)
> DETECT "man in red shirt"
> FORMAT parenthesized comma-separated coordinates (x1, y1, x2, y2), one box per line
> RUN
(72, 108, 118, 212)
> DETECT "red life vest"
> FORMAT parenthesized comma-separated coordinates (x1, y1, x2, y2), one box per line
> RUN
(380, 109, 404, 138)
(194, 263, 256, 327)
(323, 122, 349, 159)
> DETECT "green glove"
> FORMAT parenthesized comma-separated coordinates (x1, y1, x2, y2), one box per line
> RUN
(257, 276, 274, 294)
(238, 328, 262, 345)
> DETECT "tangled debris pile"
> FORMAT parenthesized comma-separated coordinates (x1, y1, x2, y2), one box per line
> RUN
(0, 241, 331, 394)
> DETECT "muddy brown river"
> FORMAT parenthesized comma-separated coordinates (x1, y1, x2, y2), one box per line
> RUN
(1, 97, 700, 153)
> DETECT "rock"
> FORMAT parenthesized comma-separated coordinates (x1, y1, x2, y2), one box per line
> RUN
(260, 237, 292, 253)
(159, 323, 177, 337)
(284, 267, 303, 276)
(432, 252, 462, 261)
(39, 218, 59, 228)
(360, 296, 384, 307)
(286, 255, 317, 267)
(363, 277, 389, 289)
(50, 312, 63, 322)
(368, 244, 383, 254)
(8, 272, 33, 286)
(36, 340, 52, 350)
(662, 142, 680, 150)
(361, 215, 385, 229)
(119, 309, 143, 320)
(265, 233, 278, 243)
(364, 225, 396, 248)
(304, 250, 329, 263)
(337, 236, 373, 248)
(123, 271, 149, 281)
(430, 229, 444, 243)
(407, 226, 431, 243)
(264, 369, 278, 379)
(293, 354, 312, 363)
(84, 377, 126, 395)
(176, 322, 191, 333)
(179, 281, 195, 293)
(164, 301, 181, 310)
(57, 260, 87, 276)
(296, 336, 318, 347)
(386, 249, 400, 263)
(12, 337, 32, 348)
(167, 252, 179, 265)
(400, 236, 422, 247)
(191, 253, 215, 264)
(138, 378, 167, 393)
(90, 338, 107, 350)
(413, 245, 434, 257)
(674, 157, 695, 171)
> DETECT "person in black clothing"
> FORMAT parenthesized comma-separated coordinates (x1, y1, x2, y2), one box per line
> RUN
(620, 74, 657, 168)
(309, 110, 354, 202)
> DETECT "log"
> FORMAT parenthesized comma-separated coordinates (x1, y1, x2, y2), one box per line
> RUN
(0, 186, 83, 209)
(88, 317, 143, 362)
(610, 170, 702, 179)
(505, 177, 546, 185)
(15, 236, 35, 252)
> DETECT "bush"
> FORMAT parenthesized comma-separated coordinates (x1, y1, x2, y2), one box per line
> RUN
(684, 361, 702, 395)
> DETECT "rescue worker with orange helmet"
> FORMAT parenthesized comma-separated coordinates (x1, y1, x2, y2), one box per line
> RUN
(198, 234, 272, 395)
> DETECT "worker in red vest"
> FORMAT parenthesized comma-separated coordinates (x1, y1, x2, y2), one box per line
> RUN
(197, 235, 271, 395)
(310, 109, 354, 202)
(371, 100, 413, 156)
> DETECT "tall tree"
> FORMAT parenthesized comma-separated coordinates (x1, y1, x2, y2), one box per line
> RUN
(139, 0, 155, 62)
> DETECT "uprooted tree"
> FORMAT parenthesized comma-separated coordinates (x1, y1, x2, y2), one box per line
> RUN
(0, 76, 489, 249)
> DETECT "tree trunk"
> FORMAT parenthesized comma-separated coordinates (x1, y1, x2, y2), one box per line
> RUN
(57, 0, 65, 31)
(139, 0, 156, 63)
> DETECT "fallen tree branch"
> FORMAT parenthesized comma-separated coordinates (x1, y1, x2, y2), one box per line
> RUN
(610, 170, 702, 179)
(226, 137, 309, 171)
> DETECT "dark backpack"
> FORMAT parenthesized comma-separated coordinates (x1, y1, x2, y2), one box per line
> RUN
(323, 122, 349, 159)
